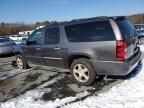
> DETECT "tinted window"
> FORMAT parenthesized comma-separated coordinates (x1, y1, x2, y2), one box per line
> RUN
(44, 28, 60, 44)
(65, 21, 115, 42)
(29, 30, 44, 45)
(116, 19, 136, 38)
(0, 38, 10, 43)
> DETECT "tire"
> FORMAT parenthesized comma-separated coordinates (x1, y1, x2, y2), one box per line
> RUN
(70, 58, 97, 86)
(139, 37, 144, 45)
(16, 54, 28, 69)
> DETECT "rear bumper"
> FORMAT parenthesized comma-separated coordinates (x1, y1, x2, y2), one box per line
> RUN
(91, 50, 141, 75)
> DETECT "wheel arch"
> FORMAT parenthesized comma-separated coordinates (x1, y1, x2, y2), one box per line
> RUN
(67, 53, 92, 68)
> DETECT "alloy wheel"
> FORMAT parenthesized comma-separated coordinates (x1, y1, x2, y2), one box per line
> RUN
(16, 57, 24, 69)
(73, 64, 89, 83)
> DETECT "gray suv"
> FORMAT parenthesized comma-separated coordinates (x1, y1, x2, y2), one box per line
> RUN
(16, 16, 141, 85)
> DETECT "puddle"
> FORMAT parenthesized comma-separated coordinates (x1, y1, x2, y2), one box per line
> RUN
(41, 74, 77, 101)
(40, 74, 118, 102)
(24, 73, 42, 82)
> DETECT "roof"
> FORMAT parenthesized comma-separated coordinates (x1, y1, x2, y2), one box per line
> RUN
(44, 16, 126, 28)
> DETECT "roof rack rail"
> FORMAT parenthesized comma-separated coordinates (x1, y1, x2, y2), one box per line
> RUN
(95, 16, 108, 18)
(71, 16, 108, 22)
(113, 16, 127, 20)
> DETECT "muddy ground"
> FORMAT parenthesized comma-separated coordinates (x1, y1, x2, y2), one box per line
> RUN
(0, 55, 143, 104)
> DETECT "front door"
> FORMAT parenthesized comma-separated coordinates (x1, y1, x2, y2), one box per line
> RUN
(22, 29, 44, 65)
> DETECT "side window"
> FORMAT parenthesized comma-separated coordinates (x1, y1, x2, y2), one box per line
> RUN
(65, 21, 115, 42)
(29, 30, 44, 45)
(44, 28, 60, 44)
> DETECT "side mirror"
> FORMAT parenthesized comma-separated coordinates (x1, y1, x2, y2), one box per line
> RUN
(21, 38, 28, 45)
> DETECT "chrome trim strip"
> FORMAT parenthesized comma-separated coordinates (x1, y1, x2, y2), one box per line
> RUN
(43, 57, 62, 60)
(26, 56, 62, 60)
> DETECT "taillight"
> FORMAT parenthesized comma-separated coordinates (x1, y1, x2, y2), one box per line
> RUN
(116, 40, 127, 61)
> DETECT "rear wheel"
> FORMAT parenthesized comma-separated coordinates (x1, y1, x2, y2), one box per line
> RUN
(139, 37, 144, 45)
(16, 55, 28, 69)
(70, 58, 97, 86)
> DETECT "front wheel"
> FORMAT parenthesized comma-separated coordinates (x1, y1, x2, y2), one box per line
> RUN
(70, 58, 97, 86)
(16, 55, 28, 69)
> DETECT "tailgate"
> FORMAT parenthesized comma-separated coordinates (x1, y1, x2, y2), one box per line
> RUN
(116, 18, 138, 59)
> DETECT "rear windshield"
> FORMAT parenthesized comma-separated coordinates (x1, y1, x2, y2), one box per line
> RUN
(116, 19, 136, 38)
(0, 38, 10, 43)
(65, 21, 115, 42)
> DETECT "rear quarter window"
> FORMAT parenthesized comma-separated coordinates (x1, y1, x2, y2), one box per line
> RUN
(65, 21, 115, 42)
(116, 19, 136, 38)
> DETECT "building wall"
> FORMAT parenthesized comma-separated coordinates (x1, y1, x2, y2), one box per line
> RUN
(19, 30, 33, 35)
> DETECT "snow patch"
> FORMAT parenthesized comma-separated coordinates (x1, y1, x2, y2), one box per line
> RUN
(38, 75, 64, 89)
(0, 68, 33, 81)
(139, 45, 144, 52)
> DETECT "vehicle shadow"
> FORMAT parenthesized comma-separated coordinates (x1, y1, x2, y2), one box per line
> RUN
(0, 54, 14, 58)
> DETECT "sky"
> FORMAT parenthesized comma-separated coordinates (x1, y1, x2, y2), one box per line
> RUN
(0, 0, 144, 23)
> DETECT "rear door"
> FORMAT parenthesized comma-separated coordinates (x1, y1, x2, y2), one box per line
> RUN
(116, 18, 138, 59)
(21, 29, 44, 65)
(40, 27, 65, 68)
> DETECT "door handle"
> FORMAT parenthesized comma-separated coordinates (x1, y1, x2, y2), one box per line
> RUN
(54, 47, 61, 50)
(36, 48, 41, 50)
